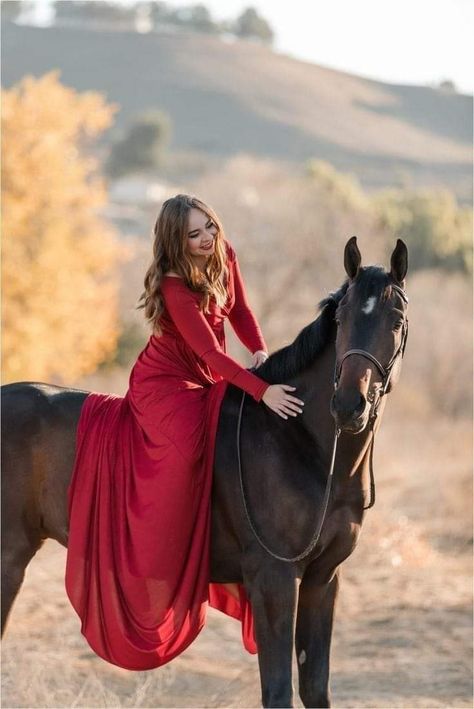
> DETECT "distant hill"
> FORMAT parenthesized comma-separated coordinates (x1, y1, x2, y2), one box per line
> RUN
(1, 21, 472, 201)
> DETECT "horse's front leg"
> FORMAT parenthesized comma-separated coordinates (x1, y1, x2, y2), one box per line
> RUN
(243, 555, 299, 708)
(295, 568, 339, 708)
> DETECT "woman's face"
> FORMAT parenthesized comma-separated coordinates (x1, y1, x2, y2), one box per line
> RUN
(186, 208, 218, 260)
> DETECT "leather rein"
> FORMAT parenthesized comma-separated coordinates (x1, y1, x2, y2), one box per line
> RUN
(236, 284, 409, 563)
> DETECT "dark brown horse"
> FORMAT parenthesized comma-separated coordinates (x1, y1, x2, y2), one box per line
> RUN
(1, 237, 408, 707)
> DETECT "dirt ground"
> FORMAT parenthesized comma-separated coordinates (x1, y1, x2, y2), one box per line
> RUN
(1, 416, 472, 708)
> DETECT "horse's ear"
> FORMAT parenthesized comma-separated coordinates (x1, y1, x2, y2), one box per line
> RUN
(344, 236, 361, 280)
(390, 239, 408, 284)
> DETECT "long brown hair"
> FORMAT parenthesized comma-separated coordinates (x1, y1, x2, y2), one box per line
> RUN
(137, 194, 229, 334)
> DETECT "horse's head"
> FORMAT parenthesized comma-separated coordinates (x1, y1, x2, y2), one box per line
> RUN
(330, 236, 409, 434)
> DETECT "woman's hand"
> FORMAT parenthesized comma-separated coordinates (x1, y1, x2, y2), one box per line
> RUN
(252, 350, 269, 368)
(261, 384, 304, 420)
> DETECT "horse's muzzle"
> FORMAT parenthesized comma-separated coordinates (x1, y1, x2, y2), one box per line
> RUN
(330, 388, 370, 434)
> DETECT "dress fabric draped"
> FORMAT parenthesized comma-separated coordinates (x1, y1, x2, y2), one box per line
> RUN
(65, 241, 270, 670)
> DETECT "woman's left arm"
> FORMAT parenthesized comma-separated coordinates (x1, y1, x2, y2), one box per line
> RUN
(227, 248, 269, 368)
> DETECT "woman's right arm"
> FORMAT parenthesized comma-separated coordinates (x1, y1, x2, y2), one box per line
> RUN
(162, 282, 269, 402)
(162, 282, 305, 418)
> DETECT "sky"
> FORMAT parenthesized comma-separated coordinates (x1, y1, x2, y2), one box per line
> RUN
(28, 0, 474, 94)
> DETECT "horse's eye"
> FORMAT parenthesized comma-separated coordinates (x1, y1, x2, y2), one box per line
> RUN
(393, 319, 404, 332)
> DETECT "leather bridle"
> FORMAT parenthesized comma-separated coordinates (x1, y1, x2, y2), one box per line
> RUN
(333, 283, 409, 512)
(335, 284, 409, 395)
(236, 283, 409, 563)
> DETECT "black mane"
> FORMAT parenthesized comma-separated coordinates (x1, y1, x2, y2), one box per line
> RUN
(254, 266, 390, 384)
(253, 279, 349, 384)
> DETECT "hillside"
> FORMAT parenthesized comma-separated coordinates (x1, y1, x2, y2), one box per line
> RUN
(1, 21, 472, 200)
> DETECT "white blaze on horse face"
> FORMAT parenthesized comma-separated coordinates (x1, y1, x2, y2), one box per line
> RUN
(362, 296, 376, 315)
(298, 650, 307, 665)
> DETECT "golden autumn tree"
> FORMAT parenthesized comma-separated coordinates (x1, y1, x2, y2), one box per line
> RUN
(2, 71, 125, 383)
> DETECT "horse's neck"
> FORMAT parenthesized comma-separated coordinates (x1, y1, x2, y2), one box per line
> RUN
(293, 340, 377, 500)
(293, 341, 337, 448)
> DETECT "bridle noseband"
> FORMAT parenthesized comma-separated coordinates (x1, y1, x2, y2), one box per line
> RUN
(236, 283, 409, 563)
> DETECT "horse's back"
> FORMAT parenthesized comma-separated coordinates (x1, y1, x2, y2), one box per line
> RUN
(1, 382, 90, 545)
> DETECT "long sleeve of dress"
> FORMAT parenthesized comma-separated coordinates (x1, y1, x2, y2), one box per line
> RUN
(162, 282, 270, 403)
(227, 249, 268, 355)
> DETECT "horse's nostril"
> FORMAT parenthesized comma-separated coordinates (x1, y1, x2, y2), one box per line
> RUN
(333, 389, 367, 420)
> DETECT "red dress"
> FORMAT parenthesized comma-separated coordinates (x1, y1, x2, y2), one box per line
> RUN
(65, 240, 270, 670)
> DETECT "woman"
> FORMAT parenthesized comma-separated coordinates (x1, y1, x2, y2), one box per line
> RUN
(65, 194, 304, 671)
